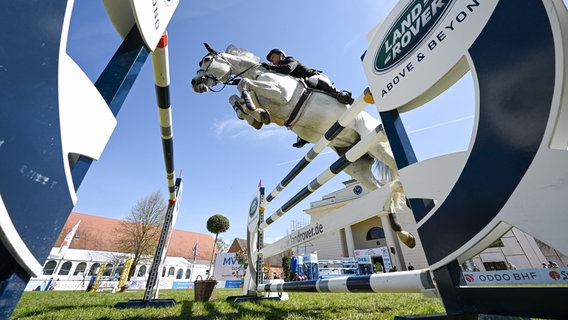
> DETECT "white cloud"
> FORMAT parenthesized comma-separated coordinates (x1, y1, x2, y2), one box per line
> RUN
(213, 118, 289, 141)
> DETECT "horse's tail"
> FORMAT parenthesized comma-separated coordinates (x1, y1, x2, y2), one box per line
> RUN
(375, 160, 396, 187)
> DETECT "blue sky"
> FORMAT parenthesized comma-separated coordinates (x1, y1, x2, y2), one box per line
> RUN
(69, 1, 476, 245)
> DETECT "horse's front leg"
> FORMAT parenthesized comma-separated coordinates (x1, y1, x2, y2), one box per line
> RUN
(229, 94, 263, 130)
(237, 79, 271, 125)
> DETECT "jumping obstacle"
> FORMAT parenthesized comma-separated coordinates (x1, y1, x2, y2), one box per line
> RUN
(115, 33, 182, 309)
(264, 89, 375, 203)
(240, 183, 435, 299)
(233, 84, 431, 302)
(236, 89, 418, 300)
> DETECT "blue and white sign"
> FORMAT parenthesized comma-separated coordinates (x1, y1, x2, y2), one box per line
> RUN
(463, 268, 568, 286)
(213, 252, 246, 281)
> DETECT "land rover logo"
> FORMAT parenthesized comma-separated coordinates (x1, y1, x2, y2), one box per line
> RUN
(374, 0, 454, 73)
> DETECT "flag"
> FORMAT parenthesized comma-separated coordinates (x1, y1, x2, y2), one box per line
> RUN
(58, 220, 81, 256)
(258, 179, 262, 187)
(192, 241, 199, 264)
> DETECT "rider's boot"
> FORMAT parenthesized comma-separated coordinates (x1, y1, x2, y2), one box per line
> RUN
(315, 81, 354, 105)
(230, 95, 263, 129)
(335, 90, 354, 105)
(242, 90, 271, 125)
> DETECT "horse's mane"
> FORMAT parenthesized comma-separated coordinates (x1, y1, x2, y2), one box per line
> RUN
(225, 45, 261, 63)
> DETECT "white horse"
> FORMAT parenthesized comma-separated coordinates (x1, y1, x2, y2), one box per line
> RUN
(191, 44, 415, 247)
(191, 44, 397, 189)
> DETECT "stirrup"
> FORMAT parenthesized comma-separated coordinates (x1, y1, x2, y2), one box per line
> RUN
(292, 137, 309, 148)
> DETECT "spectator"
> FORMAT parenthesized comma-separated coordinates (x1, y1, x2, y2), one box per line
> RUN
(548, 260, 559, 268)
(373, 262, 383, 273)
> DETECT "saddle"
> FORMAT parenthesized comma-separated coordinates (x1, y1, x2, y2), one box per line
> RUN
(284, 80, 353, 128)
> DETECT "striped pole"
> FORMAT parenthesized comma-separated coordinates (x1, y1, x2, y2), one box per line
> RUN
(260, 123, 385, 230)
(265, 88, 375, 203)
(258, 269, 434, 294)
(151, 33, 176, 200)
(133, 35, 182, 305)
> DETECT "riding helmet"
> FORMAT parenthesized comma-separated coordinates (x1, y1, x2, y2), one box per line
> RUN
(266, 48, 286, 60)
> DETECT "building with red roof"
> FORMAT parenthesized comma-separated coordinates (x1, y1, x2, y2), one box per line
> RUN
(29, 212, 217, 292)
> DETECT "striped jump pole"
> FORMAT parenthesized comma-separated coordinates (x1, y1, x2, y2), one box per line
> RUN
(258, 269, 435, 294)
(260, 123, 385, 230)
(265, 88, 375, 204)
(116, 32, 182, 309)
(151, 33, 176, 200)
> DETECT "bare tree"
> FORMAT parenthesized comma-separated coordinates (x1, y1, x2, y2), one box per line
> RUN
(115, 191, 167, 280)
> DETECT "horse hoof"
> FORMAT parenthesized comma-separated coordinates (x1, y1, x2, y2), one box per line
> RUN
(251, 120, 262, 130)
(398, 231, 416, 248)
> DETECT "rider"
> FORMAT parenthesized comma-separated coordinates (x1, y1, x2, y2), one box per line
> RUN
(262, 48, 355, 148)
(262, 49, 354, 104)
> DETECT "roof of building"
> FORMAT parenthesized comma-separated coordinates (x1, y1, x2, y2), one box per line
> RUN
(55, 212, 215, 261)
(227, 238, 247, 253)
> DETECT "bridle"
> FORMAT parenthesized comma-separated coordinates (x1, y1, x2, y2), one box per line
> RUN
(196, 52, 259, 93)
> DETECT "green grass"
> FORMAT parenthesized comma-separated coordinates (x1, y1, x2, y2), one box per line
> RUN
(12, 289, 445, 319)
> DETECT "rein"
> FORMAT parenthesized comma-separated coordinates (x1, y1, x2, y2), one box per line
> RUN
(199, 53, 259, 93)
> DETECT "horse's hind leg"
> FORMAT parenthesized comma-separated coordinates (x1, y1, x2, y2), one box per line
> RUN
(382, 179, 416, 248)
(388, 212, 416, 248)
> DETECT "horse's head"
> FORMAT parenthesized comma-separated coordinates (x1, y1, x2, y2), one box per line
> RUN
(191, 43, 232, 93)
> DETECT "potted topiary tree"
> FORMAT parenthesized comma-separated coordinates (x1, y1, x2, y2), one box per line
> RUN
(194, 213, 230, 302)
